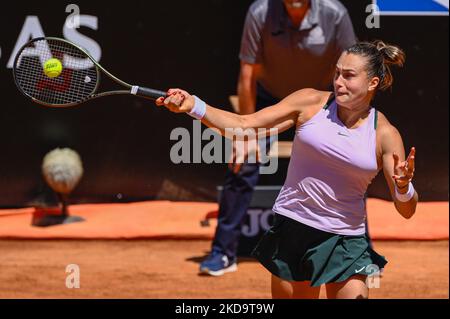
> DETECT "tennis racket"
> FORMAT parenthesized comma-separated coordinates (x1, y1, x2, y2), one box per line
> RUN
(13, 37, 166, 107)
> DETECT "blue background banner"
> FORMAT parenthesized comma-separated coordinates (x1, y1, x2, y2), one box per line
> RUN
(375, 0, 449, 15)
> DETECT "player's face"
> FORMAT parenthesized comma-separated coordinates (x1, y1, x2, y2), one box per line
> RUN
(333, 53, 379, 109)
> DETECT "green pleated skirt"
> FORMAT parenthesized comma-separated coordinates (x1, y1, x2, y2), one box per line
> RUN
(251, 213, 387, 287)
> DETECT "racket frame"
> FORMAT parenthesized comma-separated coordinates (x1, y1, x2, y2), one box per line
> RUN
(13, 37, 165, 107)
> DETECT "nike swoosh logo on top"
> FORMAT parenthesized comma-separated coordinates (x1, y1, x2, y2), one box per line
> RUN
(338, 132, 349, 137)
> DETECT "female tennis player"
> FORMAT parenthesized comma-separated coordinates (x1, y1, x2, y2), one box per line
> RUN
(156, 40, 418, 299)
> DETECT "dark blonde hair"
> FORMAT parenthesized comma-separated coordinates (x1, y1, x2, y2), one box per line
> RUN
(346, 40, 405, 91)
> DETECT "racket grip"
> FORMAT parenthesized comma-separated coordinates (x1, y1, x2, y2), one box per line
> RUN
(132, 86, 166, 100)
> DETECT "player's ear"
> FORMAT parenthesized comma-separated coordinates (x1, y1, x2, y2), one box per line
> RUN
(368, 76, 380, 92)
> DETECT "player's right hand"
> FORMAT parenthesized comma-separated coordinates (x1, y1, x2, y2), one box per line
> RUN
(155, 88, 195, 114)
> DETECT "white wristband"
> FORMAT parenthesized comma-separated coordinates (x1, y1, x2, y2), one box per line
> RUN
(188, 96, 206, 120)
(395, 183, 415, 202)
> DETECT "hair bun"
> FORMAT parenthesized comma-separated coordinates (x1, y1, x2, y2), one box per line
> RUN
(374, 40, 405, 67)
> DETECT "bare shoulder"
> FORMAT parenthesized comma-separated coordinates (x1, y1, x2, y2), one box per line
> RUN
(282, 89, 332, 125)
(377, 111, 403, 152)
(286, 88, 331, 108)
(377, 112, 400, 137)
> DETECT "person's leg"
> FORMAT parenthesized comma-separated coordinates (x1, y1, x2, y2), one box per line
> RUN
(211, 163, 260, 259)
(199, 163, 260, 275)
(325, 275, 369, 299)
(271, 275, 321, 299)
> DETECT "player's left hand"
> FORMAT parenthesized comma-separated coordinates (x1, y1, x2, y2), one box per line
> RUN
(392, 147, 416, 189)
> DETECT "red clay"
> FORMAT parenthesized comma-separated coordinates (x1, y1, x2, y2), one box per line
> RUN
(0, 240, 447, 299)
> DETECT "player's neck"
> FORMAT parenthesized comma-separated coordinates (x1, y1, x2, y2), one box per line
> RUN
(337, 102, 372, 130)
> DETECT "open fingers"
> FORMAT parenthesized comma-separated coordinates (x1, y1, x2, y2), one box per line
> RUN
(407, 147, 416, 174)
(406, 147, 416, 162)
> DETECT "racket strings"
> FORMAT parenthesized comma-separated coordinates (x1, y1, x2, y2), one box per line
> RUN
(14, 38, 98, 106)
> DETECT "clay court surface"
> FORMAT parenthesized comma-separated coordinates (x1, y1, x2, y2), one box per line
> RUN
(0, 239, 447, 299)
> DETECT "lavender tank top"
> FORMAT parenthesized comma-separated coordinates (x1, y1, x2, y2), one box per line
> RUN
(273, 99, 379, 235)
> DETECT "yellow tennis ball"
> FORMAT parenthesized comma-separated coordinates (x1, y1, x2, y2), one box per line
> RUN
(43, 58, 63, 78)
